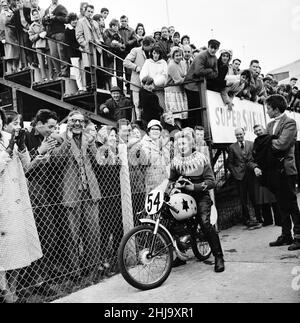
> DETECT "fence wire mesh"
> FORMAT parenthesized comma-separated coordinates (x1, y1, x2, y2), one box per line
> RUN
(0, 138, 234, 303)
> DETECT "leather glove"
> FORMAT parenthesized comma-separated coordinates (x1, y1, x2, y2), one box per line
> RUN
(6, 130, 16, 157)
(16, 129, 27, 152)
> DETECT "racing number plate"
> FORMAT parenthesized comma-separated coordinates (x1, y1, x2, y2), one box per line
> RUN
(145, 189, 164, 215)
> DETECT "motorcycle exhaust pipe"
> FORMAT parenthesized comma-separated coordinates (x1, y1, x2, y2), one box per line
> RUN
(174, 240, 189, 261)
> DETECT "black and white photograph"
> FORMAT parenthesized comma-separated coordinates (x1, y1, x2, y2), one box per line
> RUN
(0, 0, 299, 307)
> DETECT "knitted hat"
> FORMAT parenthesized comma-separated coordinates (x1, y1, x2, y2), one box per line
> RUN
(147, 120, 163, 130)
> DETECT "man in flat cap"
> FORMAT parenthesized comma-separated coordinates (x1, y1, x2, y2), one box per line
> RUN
(99, 86, 133, 122)
(184, 39, 220, 127)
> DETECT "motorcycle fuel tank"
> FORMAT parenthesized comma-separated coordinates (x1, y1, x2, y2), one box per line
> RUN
(169, 193, 197, 221)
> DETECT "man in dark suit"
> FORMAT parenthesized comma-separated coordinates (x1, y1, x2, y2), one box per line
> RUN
(228, 128, 262, 228)
(263, 95, 300, 251)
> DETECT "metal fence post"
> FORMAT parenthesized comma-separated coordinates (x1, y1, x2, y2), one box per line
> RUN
(118, 142, 135, 235)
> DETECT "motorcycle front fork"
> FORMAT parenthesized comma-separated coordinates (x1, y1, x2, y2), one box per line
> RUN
(148, 216, 161, 257)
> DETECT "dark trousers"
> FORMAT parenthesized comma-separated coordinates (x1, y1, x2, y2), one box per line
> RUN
(196, 194, 223, 257)
(255, 203, 281, 225)
(235, 176, 258, 223)
(62, 191, 102, 273)
(185, 89, 202, 128)
(295, 143, 300, 188)
(48, 32, 70, 77)
(116, 58, 125, 92)
(273, 175, 300, 240)
(98, 196, 124, 263)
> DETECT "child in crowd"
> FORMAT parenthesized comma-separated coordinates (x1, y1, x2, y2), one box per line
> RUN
(139, 76, 163, 123)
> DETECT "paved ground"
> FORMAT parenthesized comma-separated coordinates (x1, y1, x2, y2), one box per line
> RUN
(54, 224, 300, 303)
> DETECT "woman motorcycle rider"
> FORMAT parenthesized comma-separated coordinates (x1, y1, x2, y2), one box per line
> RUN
(168, 128, 225, 273)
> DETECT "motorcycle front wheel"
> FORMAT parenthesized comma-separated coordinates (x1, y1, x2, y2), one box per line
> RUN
(191, 225, 212, 261)
(118, 225, 174, 290)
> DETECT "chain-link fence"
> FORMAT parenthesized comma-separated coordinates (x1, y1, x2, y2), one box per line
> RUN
(0, 139, 236, 303)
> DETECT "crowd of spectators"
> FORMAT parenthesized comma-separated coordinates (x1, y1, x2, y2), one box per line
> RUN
(0, 0, 299, 127)
(0, 105, 210, 302)
(1, 0, 300, 303)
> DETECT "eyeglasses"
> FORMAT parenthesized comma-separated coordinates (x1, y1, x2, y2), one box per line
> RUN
(70, 119, 85, 124)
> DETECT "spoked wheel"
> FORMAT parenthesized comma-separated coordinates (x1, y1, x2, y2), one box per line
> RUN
(118, 225, 173, 290)
(191, 225, 212, 261)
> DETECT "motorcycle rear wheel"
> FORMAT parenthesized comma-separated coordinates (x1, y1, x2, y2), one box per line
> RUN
(118, 225, 174, 290)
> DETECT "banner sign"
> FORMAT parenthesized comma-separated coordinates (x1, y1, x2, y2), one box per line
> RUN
(206, 90, 300, 143)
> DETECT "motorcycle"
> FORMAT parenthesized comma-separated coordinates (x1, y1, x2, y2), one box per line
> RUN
(118, 179, 217, 290)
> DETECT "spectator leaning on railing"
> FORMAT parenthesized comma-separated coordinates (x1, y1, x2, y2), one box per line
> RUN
(123, 36, 155, 120)
(140, 45, 168, 110)
(98, 85, 132, 122)
(139, 76, 164, 123)
(184, 39, 220, 127)
(165, 46, 188, 126)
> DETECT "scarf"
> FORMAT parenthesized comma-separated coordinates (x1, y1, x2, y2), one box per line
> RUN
(70, 135, 88, 191)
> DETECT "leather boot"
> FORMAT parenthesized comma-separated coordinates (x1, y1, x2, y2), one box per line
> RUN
(269, 236, 293, 247)
(214, 256, 225, 273)
(288, 239, 300, 251)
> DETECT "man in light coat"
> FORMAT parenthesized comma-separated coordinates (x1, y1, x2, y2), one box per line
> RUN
(76, 4, 102, 90)
(123, 36, 155, 120)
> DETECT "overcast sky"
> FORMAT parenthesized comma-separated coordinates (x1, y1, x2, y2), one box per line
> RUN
(40, 0, 300, 73)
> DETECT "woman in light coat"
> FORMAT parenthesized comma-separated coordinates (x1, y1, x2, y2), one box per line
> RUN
(139, 120, 170, 194)
(140, 46, 168, 111)
(0, 109, 43, 303)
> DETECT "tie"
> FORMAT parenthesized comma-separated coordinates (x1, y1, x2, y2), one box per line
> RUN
(241, 143, 245, 150)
